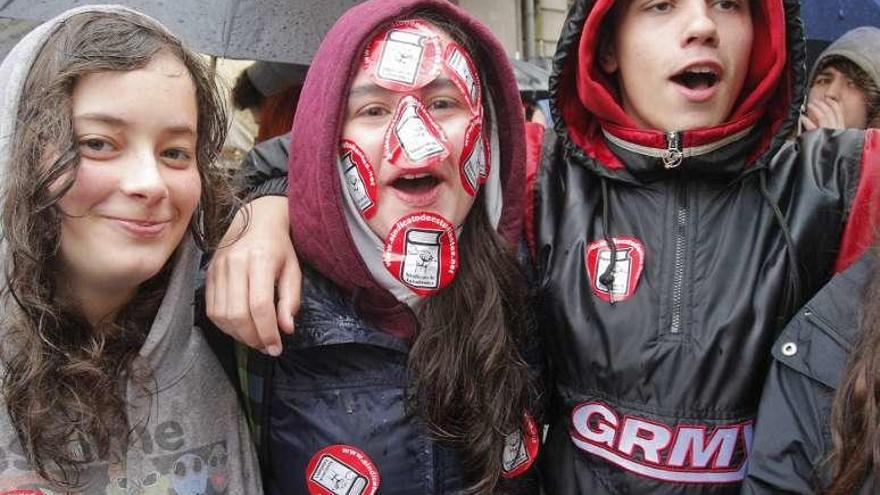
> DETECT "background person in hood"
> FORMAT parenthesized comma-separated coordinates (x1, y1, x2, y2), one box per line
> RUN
(0, 6, 261, 493)
(205, 1, 541, 494)
(800, 26, 880, 131)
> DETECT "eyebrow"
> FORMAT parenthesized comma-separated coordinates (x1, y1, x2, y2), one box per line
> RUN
(73, 113, 196, 136)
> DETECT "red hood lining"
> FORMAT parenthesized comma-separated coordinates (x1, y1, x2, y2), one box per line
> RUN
(559, 0, 790, 168)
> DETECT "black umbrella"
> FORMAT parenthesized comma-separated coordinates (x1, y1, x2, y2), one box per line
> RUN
(800, 0, 880, 70)
(510, 58, 550, 97)
(0, 0, 366, 64)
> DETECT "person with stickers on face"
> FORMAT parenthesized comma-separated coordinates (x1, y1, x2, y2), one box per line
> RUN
(204, 1, 543, 494)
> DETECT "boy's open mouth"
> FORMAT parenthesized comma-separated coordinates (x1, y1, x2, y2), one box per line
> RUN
(671, 66, 720, 90)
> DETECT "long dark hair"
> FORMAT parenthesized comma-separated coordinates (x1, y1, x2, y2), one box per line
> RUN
(0, 9, 232, 489)
(405, 11, 535, 495)
(827, 245, 880, 494)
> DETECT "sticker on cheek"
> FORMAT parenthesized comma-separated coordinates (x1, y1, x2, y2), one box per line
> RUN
(383, 212, 458, 296)
(459, 118, 485, 196)
(444, 42, 481, 115)
(364, 20, 442, 92)
(384, 95, 450, 168)
(479, 132, 491, 184)
(340, 140, 378, 219)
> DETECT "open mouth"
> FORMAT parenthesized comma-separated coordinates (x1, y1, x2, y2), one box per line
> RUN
(392, 173, 441, 195)
(670, 66, 720, 91)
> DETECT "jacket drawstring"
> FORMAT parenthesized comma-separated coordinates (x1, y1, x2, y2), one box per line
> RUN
(758, 168, 804, 325)
(599, 178, 618, 305)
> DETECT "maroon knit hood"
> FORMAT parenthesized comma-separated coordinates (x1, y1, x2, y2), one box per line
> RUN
(287, 0, 526, 337)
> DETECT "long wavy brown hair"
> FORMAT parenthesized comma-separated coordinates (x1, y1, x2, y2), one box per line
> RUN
(826, 244, 880, 494)
(404, 11, 537, 495)
(0, 10, 233, 489)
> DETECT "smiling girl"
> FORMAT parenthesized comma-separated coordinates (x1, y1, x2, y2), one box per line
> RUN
(0, 6, 260, 493)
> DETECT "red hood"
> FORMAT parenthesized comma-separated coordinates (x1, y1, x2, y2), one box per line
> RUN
(554, 0, 797, 170)
(286, 0, 526, 336)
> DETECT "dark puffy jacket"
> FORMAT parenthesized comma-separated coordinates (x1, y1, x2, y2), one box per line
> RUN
(534, 0, 880, 493)
(742, 253, 875, 494)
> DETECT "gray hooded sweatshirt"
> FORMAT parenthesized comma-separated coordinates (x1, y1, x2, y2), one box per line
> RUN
(0, 5, 262, 494)
(810, 26, 880, 95)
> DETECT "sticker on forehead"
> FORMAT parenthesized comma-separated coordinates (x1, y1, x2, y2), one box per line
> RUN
(306, 445, 380, 495)
(385, 95, 450, 168)
(365, 20, 443, 91)
(383, 212, 458, 297)
(459, 118, 485, 197)
(340, 140, 378, 219)
(444, 42, 481, 115)
(479, 133, 490, 184)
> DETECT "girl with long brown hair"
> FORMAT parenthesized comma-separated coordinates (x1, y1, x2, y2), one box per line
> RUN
(206, 0, 542, 493)
(0, 6, 260, 492)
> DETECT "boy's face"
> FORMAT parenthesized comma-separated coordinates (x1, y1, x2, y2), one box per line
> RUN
(808, 66, 869, 129)
(601, 0, 754, 132)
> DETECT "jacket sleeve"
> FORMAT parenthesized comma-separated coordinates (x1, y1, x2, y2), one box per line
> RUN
(834, 129, 880, 272)
(743, 357, 833, 494)
(236, 133, 292, 201)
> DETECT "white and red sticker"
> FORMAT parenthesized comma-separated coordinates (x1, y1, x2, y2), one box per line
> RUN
(364, 20, 442, 92)
(340, 140, 378, 219)
(383, 212, 458, 296)
(502, 413, 540, 478)
(459, 118, 486, 196)
(444, 42, 482, 115)
(384, 95, 450, 168)
(585, 237, 645, 303)
(306, 445, 380, 495)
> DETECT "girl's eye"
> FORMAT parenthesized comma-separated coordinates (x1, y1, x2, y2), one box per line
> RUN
(359, 105, 391, 118)
(162, 148, 193, 164)
(78, 137, 116, 157)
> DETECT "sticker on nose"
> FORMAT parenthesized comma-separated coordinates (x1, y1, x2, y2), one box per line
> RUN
(459, 118, 486, 197)
(364, 20, 442, 92)
(340, 140, 378, 219)
(444, 42, 482, 115)
(501, 413, 540, 479)
(383, 212, 458, 296)
(306, 445, 380, 495)
(384, 95, 450, 168)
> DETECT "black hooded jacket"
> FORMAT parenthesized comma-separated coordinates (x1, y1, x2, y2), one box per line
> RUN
(534, 0, 880, 493)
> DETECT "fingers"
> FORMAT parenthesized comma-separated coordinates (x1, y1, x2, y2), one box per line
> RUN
(275, 250, 302, 335)
(248, 253, 283, 356)
(806, 99, 846, 130)
(800, 114, 818, 132)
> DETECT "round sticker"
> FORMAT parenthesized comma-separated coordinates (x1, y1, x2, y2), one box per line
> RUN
(306, 445, 380, 495)
(383, 212, 459, 296)
(340, 140, 379, 219)
(364, 20, 443, 92)
(384, 95, 450, 169)
(501, 413, 540, 478)
(459, 118, 485, 197)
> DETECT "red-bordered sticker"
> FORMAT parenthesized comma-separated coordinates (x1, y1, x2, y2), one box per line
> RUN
(479, 134, 491, 184)
(444, 42, 481, 115)
(584, 237, 646, 303)
(383, 212, 458, 296)
(384, 95, 450, 168)
(502, 413, 540, 478)
(459, 118, 485, 196)
(340, 140, 378, 219)
(306, 445, 380, 495)
(364, 20, 443, 92)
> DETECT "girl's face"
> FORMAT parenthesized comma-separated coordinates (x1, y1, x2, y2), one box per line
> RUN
(341, 22, 483, 239)
(58, 52, 201, 309)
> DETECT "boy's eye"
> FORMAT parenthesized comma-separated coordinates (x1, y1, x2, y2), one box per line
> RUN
(646, 1, 673, 12)
(715, 0, 741, 11)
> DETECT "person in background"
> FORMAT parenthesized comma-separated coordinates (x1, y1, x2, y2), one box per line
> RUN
(800, 26, 880, 131)
(0, 6, 261, 493)
(232, 61, 307, 143)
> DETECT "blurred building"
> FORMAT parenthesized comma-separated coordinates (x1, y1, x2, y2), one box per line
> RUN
(458, 0, 570, 63)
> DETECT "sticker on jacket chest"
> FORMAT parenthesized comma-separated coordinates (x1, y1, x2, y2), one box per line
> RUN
(501, 413, 540, 478)
(307, 445, 380, 495)
(585, 237, 645, 303)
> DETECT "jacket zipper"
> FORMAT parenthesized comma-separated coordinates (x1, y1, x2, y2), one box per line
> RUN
(663, 131, 683, 168)
(669, 180, 688, 334)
